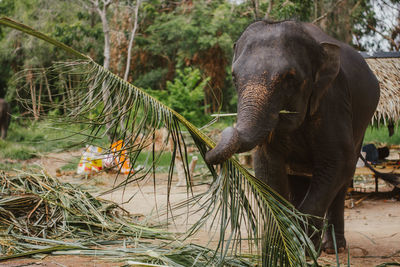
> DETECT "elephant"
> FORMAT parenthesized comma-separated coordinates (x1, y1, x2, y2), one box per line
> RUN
(0, 98, 11, 139)
(205, 20, 380, 253)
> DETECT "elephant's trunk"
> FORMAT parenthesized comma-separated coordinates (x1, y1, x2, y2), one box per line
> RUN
(205, 82, 280, 165)
(205, 126, 241, 165)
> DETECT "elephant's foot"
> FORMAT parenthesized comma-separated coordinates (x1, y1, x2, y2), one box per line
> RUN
(322, 234, 346, 254)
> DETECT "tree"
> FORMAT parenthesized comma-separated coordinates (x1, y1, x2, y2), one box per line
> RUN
(124, 0, 141, 81)
(2, 0, 398, 119)
(353, 0, 400, 51)
(83, 0, 113, 70)
(130, 0, 252, 113)
(0, 0, 104, 115)
(149, 67, 210, 126)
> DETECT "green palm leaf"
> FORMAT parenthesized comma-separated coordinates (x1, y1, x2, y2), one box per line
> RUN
(0, 17, 321, 266)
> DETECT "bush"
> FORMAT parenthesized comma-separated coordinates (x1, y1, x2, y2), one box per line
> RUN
(148, 67, 210, 126)
(364, 123, 400, 145)
(0, 119, 103, 160)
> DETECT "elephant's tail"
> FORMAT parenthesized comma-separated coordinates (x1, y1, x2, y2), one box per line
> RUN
(359, 153, 400, 187)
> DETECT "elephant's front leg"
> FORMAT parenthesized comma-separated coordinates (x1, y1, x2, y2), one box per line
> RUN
(253, 142, 290, 200)
(322, 155, 356, 253)
(298, 156, 356, 250)
(323, 184, 348, 254)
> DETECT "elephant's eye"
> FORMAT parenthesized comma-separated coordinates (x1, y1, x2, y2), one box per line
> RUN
(285, 74, 301, 89)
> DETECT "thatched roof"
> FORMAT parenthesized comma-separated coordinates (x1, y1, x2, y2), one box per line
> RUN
(362, 52, 400, 125)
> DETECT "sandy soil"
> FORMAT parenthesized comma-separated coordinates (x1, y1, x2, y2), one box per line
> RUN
(2, 150, 400, 267)
(319, 199, 400, 266)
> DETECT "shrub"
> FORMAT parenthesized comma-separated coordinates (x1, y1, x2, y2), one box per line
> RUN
(148, 67, 210, 126)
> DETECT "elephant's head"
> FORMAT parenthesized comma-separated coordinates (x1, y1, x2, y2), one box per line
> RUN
(205, 21, 341, 165)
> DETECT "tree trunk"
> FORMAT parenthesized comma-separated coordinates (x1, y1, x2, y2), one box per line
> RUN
(265, 0, 274, 19)
(92, 0, 114, 138)
(120, 0, 141, 130)
(251, 0, 260, 19)
(38, 75, 43, 116)
(28, 70, 39, 120)
(98, 6, 111, 105)
(43, 70, 53, 105)
(123, 0, 141, 81)
(98, 5, 111, 70)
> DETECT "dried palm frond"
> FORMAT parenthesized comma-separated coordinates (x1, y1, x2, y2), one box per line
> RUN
(0, 170, 173, 242)
(0, 171, 253, 266)
(365, 56, 400, 125)
(0, 17, 320, 266)
(3, 234, 254, 266)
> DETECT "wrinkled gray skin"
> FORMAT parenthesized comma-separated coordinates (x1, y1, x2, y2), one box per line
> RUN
(0, 99, 11, 139)
(205, 21, 379, 253)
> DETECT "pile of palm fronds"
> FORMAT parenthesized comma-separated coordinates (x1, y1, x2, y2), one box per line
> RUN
(3, 236, 255, 266)
(0, 170, 255, 266)
(0, 170, 171, 250)
(0, 170, 172, 240)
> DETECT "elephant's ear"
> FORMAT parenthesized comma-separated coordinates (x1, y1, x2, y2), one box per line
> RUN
(309, 42, 341, 115)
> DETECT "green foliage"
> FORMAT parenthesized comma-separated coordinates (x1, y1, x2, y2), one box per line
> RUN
(270, 0, 314, 21)
(143, 1, 249, 60)
(148, 67, 210, 126)
(0, 161, 23, 171)
(364, 124, 400, 145)
(0, 139, 36, 160)
(60, 156, 81, 171)
(132, 0, 253, 112)
(0, 0, 103, 109)
(0, 119, 103, 160)
(52, 22, 103, 59)
(134, 67, 168, 90)
(1, 0, 396, 116)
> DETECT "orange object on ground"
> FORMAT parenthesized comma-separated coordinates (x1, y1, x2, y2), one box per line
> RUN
(111, 140, 133, 175)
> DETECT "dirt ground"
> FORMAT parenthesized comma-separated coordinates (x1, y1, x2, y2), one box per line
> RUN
(2, 150, 400, 267)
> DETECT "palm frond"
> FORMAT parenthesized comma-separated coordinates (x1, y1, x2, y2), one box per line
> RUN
(0, 17, 321, 266)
